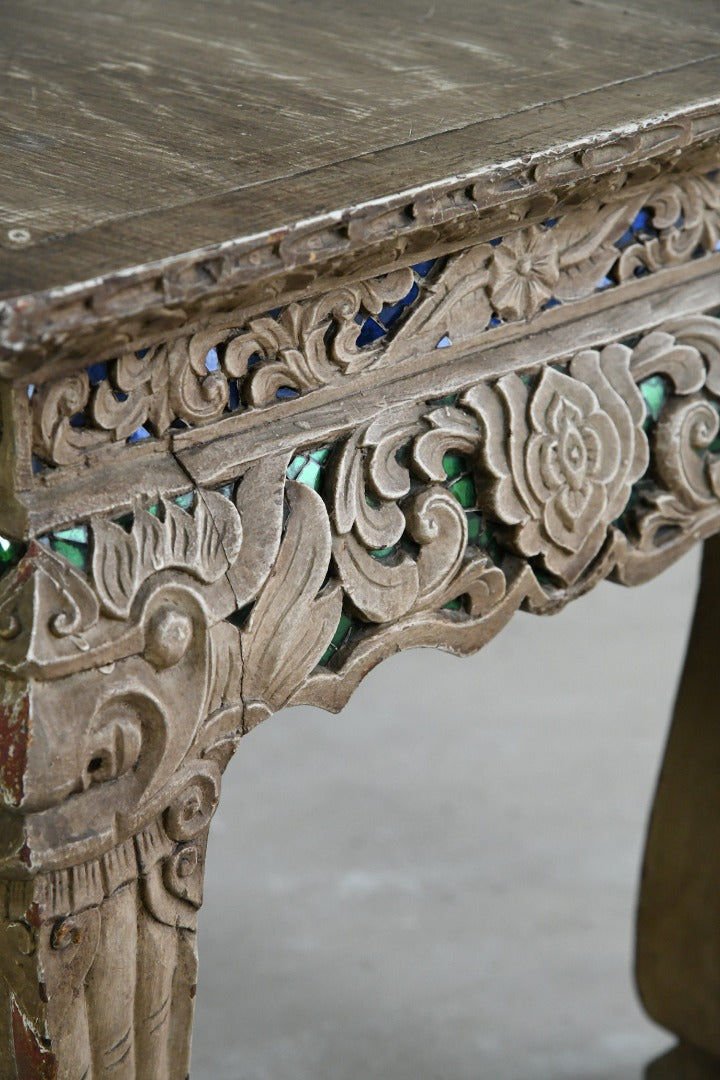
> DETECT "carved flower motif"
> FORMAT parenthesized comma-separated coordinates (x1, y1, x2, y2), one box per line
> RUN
(488, 227, 559, 320)
(467, 345, 649, 583)
(524, 368, 622, 553)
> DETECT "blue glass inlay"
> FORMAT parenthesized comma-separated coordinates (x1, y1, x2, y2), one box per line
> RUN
(87, 362, 108, 385)
(412, 260, 435, 277)
(205, 347, 220, 372)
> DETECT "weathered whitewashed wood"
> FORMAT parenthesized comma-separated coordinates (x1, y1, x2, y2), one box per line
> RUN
(1, 290, 720, 1073)
(1, 1, 720, 1074)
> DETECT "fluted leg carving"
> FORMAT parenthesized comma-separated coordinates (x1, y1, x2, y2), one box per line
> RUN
(637, 534, 720, 1062)
(0, 817, 210, 1080)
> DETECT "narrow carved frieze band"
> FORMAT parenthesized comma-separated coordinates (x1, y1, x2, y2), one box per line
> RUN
(2, 114, 719, 375)
(27, 160, 720, 470)
(2, 309, 720, 1076)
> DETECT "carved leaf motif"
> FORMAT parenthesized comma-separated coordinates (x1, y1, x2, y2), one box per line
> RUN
(363, 404, 425, 500)
(617, 172, 720, 280)
(653, 396, 720, 509)
(240, 482, 342, 711)
(328, 431, 405, 549)
(656, 316, 720, 396)
(405, 488, 468, 607)
(552, 197, 643, 300)
(228, 456, 288, 607)
(168, 334, 228, 426)
(240, 269, 415, 405)
(92, 349, 167, 439)
(33, 373, 110, 465)
(332, 533, 419, 623)
(629, 329, 705, 393)
(444, 554, 507, 617)
(413, 406, 481, 481)
(91, 519, 141, 619)
(384, 247, 492, 358)
(92, 491, 243, 618)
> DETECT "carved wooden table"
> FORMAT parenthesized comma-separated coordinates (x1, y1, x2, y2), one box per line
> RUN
(1, 1, 720, 1075)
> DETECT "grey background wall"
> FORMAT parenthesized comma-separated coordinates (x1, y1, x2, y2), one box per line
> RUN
(192, 546, 701, 1080)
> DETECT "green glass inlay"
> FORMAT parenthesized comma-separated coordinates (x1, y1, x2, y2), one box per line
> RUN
(443, 597, 463, 611)
(450, 475, 475, 509)
(640, 375, 667, 423)
(53, 525, 88, 544)
(0, 536, 24, 564)
(371, 545, 397, 559)
(49, 538, 87, 570)
(533, 565, 554, 586)
(287, 446, 331, 491)
(428, 394, 458, 408)
(485, 535, 504, 566)
(319, 612, 355, 666)
(442, 453, 464, 480)
(466, 511, 482, 544)
(48, 524, 90, 570)
(174, 492, 195, 511)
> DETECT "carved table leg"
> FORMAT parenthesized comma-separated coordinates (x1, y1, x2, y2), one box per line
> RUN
(0, 841, 203, 1080)
(0, 502, 241, 1079)
(646, 1043, 720, 1079)
(637, 533, 720, 1060)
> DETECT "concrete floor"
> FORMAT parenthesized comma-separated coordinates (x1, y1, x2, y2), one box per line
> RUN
(192, 546, 702, 1080)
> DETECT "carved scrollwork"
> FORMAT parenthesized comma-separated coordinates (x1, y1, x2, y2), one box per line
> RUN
(27, 163, 720, 469)
(4, 305, 720, 1077)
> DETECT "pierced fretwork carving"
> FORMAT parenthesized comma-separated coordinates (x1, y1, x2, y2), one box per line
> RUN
(27, 161, 720, 470)
(3, 292, 720, 1074)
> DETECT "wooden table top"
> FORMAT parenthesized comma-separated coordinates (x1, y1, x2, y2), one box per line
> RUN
(1, 0, 719, 375)
(2, 0, 719, 296)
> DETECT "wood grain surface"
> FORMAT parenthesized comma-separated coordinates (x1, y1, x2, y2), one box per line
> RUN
(1, 0, 719, 299)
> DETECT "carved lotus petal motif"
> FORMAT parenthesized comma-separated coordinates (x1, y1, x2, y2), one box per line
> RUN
(466, 344, 647, 584)
(488, 227, 559, 321)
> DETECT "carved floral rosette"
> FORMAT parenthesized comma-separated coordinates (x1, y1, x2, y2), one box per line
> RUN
(1, 308, 720, 1074)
